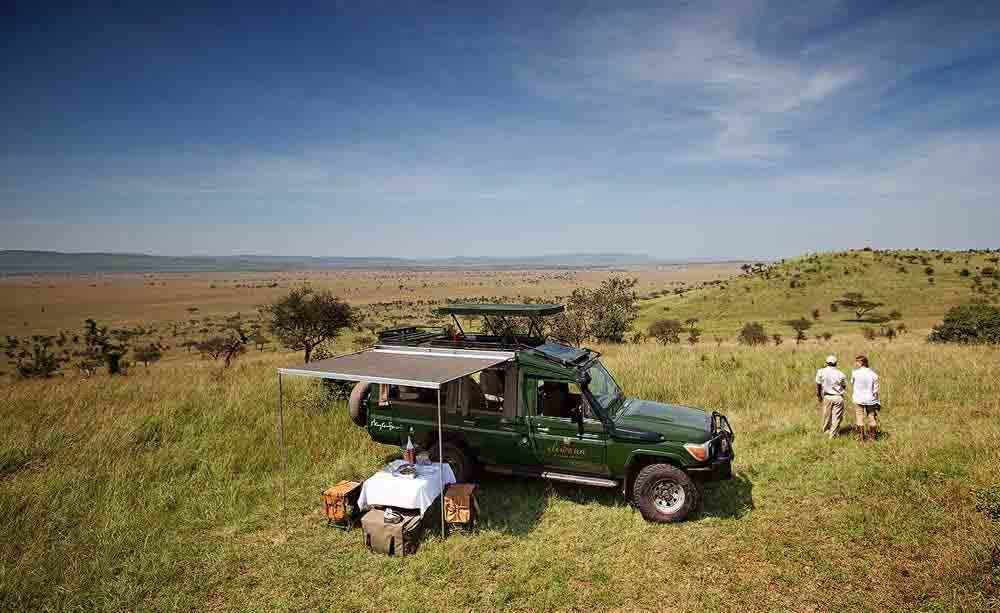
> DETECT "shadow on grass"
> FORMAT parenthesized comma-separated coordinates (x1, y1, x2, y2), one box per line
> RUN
(698, 474, 754, 520)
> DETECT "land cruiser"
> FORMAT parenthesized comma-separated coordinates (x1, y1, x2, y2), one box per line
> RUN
(344, 304, 734, 523)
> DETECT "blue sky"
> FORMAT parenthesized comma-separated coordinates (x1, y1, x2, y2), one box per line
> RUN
(2, 1, 999, 259)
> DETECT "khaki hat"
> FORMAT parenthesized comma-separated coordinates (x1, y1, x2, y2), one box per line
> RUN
(825, 355, 837, 365)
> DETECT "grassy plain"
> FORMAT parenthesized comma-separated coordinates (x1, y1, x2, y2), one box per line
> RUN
(2, 250, 999, 611)
(2, 339, 998, 611)
(0, 264, 739, 338)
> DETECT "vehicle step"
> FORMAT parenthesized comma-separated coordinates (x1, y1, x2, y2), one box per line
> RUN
(540, 472, 618, 488)
(484, 465, 617, 488)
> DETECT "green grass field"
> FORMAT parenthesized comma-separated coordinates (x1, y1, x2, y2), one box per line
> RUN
(2, 249, 1000, 611)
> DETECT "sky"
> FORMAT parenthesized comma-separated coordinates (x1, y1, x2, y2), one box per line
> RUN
(2, 0, 999, 260)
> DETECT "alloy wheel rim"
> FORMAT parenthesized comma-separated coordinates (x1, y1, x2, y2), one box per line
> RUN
(651, 479, 685, 514)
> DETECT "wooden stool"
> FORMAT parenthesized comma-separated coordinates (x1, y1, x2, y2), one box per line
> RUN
(322, 480, 362, 529)
(443, 483, 479, 533)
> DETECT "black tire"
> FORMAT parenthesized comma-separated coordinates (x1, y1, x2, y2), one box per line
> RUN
(427, 441, 475, 483)
(632, 463, 699, 523)
(348, 382, 371, 427)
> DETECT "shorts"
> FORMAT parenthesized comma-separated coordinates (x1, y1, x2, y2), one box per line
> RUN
(855, 404, 880, 426)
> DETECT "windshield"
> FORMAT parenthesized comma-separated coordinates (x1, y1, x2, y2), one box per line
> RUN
(585, 361, 624, 415)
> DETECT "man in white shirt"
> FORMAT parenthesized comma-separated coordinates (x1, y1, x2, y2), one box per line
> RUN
(815, 355, 847, 438)
(851, 354, 881, 442)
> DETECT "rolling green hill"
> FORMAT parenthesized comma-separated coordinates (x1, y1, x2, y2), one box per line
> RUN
(638, 248, 1000, 341)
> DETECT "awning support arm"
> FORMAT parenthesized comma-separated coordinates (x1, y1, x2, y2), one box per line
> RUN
(278, 371, 288, 531)
(438, 388, 445, 538)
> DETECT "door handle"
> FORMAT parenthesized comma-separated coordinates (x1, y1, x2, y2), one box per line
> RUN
(462, 419, 476, 426)
(535, 427, 549, 433)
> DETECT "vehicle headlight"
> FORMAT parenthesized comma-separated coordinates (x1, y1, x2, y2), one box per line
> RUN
(683, 441, 710, 462)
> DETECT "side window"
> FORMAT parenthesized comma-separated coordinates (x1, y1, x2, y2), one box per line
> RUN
(471, 368, 505, 414)
(383, 385, 437, 406)
(535, 379, 591, 419)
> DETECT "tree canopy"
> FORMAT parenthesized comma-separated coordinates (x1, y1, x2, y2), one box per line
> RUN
(259, 288, 357, 362)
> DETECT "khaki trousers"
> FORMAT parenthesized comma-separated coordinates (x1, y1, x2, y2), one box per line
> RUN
(821, 395, 845, 438)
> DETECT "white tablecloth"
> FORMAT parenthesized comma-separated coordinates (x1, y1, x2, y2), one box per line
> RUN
(357, 460, 456, 515)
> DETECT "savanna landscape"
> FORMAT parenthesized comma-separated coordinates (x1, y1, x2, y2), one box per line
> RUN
(2, 249, 999, 611)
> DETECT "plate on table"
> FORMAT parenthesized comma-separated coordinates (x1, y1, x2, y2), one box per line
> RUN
(394, 463, 418, 479)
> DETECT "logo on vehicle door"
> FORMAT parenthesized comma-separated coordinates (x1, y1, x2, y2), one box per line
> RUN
(371, 418, 402, 432)
(548, 442, 586, 457)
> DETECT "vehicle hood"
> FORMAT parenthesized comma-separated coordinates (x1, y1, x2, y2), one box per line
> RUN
(614, 398, 710, 442)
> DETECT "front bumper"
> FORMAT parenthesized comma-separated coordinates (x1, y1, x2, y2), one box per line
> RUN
(689, 411, 735, 481)
(688, 456, 733, 481)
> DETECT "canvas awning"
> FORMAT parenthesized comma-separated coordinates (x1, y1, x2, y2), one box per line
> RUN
(277, 346, 513, 389)
(276, 346, 514, 538)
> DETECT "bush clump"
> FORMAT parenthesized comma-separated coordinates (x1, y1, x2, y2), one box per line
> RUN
(648, 319, 683, 344)
(737, 322, 768, 345)
(928, 304, 1000, 344)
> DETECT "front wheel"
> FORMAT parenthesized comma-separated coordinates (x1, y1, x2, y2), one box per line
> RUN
(633, 463, 699, 523)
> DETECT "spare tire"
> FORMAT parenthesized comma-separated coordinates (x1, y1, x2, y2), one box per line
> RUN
(348, 382, 371, 427)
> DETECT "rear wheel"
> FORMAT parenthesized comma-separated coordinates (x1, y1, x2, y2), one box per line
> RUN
(633, 463, 699, 523)
(428, 441, 475, 483)
(348, 382, 371, 427)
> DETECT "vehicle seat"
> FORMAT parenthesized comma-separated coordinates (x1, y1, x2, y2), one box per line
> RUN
(462, 376, 485, 412)
(541, 382, 569, 418)
(480, 369, 505, 404)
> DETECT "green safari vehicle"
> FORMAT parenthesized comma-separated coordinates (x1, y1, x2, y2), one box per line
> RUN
(344, 304, 735, 523)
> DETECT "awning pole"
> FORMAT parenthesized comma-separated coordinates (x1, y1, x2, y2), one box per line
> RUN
(438, 387, 445, 538)
(278, 371, 288, 531)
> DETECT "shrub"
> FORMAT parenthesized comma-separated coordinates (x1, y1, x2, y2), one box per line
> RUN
(648, 319, 683, 344)
(4, 335, 67, 378)
(771, 333, 783, 346)
(960, 268, 971, 277)
(861, 327, 878, 341)
(976, 486, 1000, 521)
(133, 344, 163, 367)
(737, 322, 767, 346)
(928, 304, 1000, 344)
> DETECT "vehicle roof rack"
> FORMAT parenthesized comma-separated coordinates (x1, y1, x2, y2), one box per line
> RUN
(434, 303, 565, 317)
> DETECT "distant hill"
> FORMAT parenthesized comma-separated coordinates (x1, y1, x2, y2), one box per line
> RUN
(638, 248, 1000, 337)
(0, 250, 694, 274)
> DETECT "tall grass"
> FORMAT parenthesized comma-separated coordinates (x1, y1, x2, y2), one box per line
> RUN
(2, 340, 999, 610)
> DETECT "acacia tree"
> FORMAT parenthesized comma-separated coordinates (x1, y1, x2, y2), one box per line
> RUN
(586, 276, 640, 343)
(82, 318, 130, 375)
(260, 288, 356, 363)
(785, 317, 813, 344)
(548, 276, 639, 345)
(832, 292, 885, 321)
